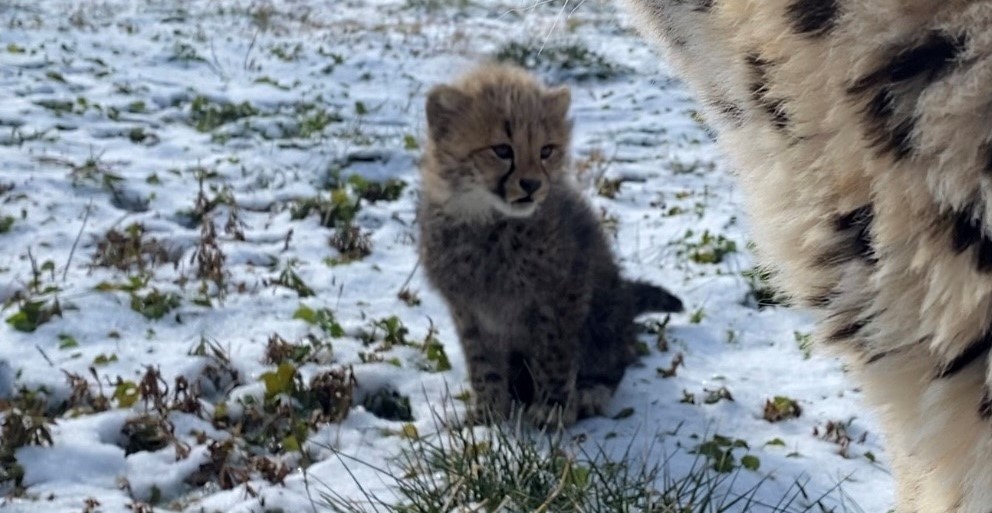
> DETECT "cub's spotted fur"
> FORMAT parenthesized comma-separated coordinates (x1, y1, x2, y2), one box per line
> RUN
(419, 64, 683, 426)
(622, 0, 992, 510)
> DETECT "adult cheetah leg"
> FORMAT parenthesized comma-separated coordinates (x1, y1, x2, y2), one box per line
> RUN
(858, 348, 992, 512)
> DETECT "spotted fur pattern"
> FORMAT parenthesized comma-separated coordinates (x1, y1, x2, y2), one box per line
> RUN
(621, 0, 992, 510)
(419, 65, 684, 427)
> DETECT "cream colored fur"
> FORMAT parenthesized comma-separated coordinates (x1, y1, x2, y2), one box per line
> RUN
(621, 0, 992, 511)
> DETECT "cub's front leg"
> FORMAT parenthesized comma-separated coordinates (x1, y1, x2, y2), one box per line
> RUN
(522, 303, 583, 427)
(454, 313, 513, 423)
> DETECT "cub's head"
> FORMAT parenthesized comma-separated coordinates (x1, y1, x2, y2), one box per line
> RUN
(423, 64, 572, 218)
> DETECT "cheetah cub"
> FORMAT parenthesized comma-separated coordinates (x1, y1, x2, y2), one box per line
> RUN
(418, 64, 684, 426)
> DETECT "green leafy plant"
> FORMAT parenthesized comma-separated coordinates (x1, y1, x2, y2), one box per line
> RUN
(130, 289, 181, 320)
(292, 305, 343, 336)
(189, 96, 258, 132)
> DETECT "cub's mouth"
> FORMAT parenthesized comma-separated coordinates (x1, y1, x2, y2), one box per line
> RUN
(496, 192, 540, 218)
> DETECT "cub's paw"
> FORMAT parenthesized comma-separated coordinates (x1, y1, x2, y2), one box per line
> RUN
(465, 392, 512, 426)
(525, 401, 578, 429)
(576, 385, 615, 419)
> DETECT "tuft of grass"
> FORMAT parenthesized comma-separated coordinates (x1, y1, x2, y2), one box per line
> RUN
(298, 109, 341, 137)
(494, 40, 632, 82)
(815, 419, 864, 459)
(293, 304, 345, 338)
(5, 298, 62, 333)
(794, 331, 813, 360)
(764, 396, 802, 423)
(0, 388, 55, 490)
(322, 418, 664, 512)
(4, 252, 64, 332)
(170, 42, 206, 63)
(245, 363, 356, 453)
(597, 176, 625, 199)
(130, 288, 181, 320)
(319, 409, 862, 513)
(692, 434, 756, 474)
(676, 229, 738, 265)
(190, 218, 228, 296)
(742, 266, 782, 309)
(268, 265, 315, 297)
(360, 315, 410, 348)
(189, 96, 259, 132)
(346, 175, 406, 203)
(290, 188, 360, 228)
(404, 0, 471, 11)
(419, 323, 451, 373)
(264, 333, 333, 367)
(270, 42, 302, 62)
(362, 389, 413, 421)
(93, 223, 170, 272)
(329, 224, 373, 263)
(397, 287, 421, 307)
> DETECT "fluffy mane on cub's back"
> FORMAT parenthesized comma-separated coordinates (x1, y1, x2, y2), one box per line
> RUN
(621, 0, 992, 511)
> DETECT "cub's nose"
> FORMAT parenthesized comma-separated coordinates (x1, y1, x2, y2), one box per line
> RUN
(519, 178, 542, 195)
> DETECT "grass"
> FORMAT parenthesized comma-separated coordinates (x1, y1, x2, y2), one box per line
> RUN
(189, 95, 259, 132)
(494, 40, 632, 82)
(319, 406, 865, 513)
(0, 1, 884, 510)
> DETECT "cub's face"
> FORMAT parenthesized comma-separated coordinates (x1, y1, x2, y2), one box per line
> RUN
(424, 65, 572, 218)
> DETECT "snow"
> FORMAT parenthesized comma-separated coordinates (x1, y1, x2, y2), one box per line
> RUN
(0, 0, 892, 511)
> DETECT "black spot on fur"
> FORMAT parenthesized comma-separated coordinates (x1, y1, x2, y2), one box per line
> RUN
(692, 0, 713, 12)
(950, 204, 992, 272)
(850, 32, 966, 93)
(937, 331, 992, 379)
(886, 34, 964, 82)
(503, 120, 512, 139)
(984, 144, 992, 175)
(953, 207, 982, 252)
(864, 88, 916, 160)
(786, 0, 839, 37)
(849, 32, 967, 160)
(707, 98, 745, 127)
(866, 351, 888, 364)
(978, 239, 992, 273)
(828, 318, 868, 342)
(820, 205, 876, 265)
(806, 291, 835, 308)
(836, 205, 875, 257)
(980, 388, 992, 420)
(746, 54, 790, 131)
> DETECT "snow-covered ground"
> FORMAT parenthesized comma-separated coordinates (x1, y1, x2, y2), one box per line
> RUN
(0, 1, 893, 511)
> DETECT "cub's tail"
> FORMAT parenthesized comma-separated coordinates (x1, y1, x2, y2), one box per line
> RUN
(627, 280, 684, 314)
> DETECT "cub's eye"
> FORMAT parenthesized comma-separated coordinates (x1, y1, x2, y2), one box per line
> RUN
(492, 144, 514, 160)
(540, 145, 555, 159)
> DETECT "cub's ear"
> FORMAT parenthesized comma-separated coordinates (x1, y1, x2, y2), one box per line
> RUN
(426, 85, 471, 140)
(544, 85, 571, 120)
